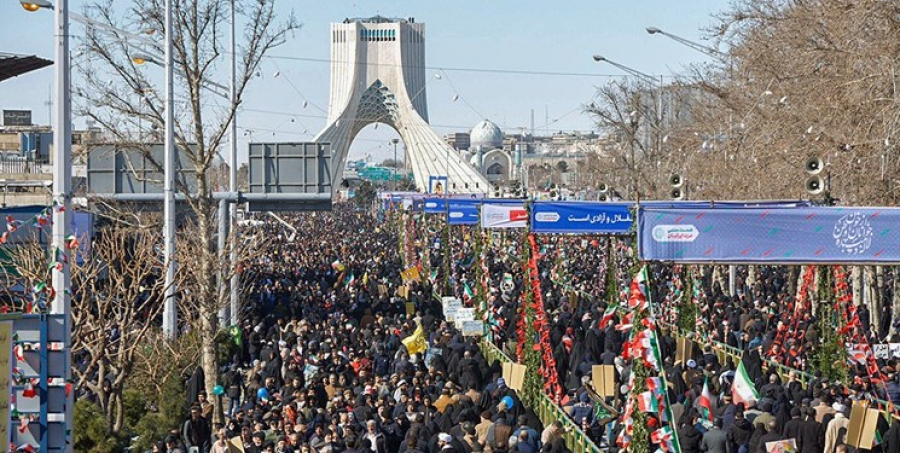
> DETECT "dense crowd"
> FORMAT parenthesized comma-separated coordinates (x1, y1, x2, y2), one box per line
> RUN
(156, 203, 900, 453)
(157, 207, 566, 453)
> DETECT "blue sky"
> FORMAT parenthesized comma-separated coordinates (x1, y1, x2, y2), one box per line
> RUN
(0, 0, 724, 163)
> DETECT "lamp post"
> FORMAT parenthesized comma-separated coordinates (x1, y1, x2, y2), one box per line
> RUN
(20, 0, 74, 450)
(645, 26, 725, 59)
(162, 0, 176, 339)
(391, 138, 400, 190)
(228, 0, 239, 327)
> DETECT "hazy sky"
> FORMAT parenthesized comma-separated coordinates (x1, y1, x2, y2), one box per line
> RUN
(0, 0, 725, 164)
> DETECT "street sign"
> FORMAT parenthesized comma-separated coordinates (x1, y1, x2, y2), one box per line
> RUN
(86, 144, 197, 195)
(2, 110, 32, 126)
(247, 142, 333, 211)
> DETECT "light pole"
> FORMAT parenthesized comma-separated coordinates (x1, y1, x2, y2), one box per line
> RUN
(228, 0, 239, 327)
(162, 0, 176, 339)
(20, 0, 74, 450)
(391, 138, 400, 190)
(645, 26, 726, 59)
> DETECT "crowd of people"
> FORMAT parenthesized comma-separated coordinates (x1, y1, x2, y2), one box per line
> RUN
(156, 203, 900, 453)
(157, 207, 569, 453)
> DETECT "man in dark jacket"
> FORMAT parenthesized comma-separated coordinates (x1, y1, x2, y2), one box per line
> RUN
(798, 409, 824, 453)
(679, 413, 703, 453)
(182, 405, 211, 453)
(757, 420, 783, 453)
(700, 418, 727, 453)
(726, 411, 753, 453)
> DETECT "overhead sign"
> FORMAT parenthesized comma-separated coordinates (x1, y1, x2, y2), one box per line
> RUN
(481, 202, 527, 229)
(639, 206, 900, 263)
(448, 199, 481, 225)
(531, 202, 633, 234)
(2, 110, 32, 126)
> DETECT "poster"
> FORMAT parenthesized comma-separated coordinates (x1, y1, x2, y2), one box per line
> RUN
(461, 320, 484, 337)
(429, 175, 448, 195)
(765, 439, 797, 453)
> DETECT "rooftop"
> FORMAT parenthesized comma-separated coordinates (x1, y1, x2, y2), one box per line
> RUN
(344, 16, 414, 24)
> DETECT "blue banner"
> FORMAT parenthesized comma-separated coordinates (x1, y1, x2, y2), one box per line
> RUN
(531, 202, 634, 234)
(448, 199, 481, 225)
(639, 206, 900, 263)
(424, 198, 446, 214)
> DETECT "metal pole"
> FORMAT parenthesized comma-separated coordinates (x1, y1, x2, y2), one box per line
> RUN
(728, 265, 736, 296)
(229, 0, 239, 326)
(218, 198, 229, 327)
(393, 140, 398, 191)
(162, 0, 177, 339)
(52, 0, 74, 449)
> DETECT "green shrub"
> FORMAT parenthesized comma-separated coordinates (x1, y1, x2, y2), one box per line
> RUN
(73, 399, 125, 453)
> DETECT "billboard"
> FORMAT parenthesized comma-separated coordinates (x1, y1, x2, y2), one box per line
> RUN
(481, 202, 527, 229)
(531, 202, 633, 234)
(2, 110, 31, 126)
(639, 206, 900, 263)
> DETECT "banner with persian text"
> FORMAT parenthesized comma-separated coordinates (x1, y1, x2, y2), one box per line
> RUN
(531, 202, 633, 234)
(639, 206, 900, 263)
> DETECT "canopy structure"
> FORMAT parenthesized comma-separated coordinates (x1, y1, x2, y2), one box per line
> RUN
(0, 52, 52, 83)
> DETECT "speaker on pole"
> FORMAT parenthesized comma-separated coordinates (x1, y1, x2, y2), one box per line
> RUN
(805, 156, 824, 175)
(669, 174, 684, 188)
(598, 183, 608, 193)
(598, 193, 608, 202)
(805, 175, 825, 195)
(671, 188, 685, 200)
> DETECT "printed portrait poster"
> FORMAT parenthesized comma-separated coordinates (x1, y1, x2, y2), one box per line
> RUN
(765, 439, 797, 453)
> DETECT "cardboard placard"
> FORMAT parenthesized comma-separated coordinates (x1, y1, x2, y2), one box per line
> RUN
(765, 438, 797, 453)
(591, 364, 616, 398)
(847, 401, 881, 449)
(378, 284, 389, 296)
(397, 286, 410, 300)
(502, 362, 513, 384)
(461, 320, 484, 337)
(676, 337, 693, 366)
(508, 363, 526, 391)
(406, 302, 416, 316)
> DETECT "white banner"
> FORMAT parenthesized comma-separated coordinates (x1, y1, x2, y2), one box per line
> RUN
(481, 203, 528, 229)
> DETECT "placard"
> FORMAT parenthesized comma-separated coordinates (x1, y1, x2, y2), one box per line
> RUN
(765, 438, 797, 453)
(508, 364, 526, 391)
(676, 337, 693, 365)
(502, 362, 513, 385)
(406, 302, 416, 316)
(461, 320, 484, 337)
(874, 344, 889, 359)
(591, 364, 616, 398)
(455, 308, 475, 328)
(847, 401, 881, 449)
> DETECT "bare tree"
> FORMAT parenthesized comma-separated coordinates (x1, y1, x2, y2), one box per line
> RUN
(75, 0, 300, 411)
(1, 222, 169, 433)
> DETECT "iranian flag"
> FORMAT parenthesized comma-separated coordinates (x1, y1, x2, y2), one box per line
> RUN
(732, 361, 760, 410)
(627, 267, 647, 310)
(463, 282, 475, 304)
(699, 377, 714, 421)
(637, 391, 659, 413)
(600, 303, 618, 327)
(646, 377, 664, 393)
(650, 426, 674, 451)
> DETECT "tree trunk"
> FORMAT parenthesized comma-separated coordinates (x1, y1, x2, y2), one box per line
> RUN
(197, 204, 223, 425)
(113, 389, 125, 433)
(853, 266, 863, 307)
(867, 267, 880, 336)
(787, 266, 800, 297)
(747, 265, 757, 291)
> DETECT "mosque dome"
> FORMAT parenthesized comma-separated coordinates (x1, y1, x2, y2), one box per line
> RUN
(470, 120, 503, 150)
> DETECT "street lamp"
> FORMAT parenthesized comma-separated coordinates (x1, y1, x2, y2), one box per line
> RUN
(592, 54, 658, 85)
(130, 2, 177, 338)
(645, 26, 726, 59)
(20, 0, 52, 11)
(21, 0, 74, 449)
(391, 138, 400, 190)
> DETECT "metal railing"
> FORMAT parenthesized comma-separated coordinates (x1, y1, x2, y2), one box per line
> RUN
(480, 339, 604, 453)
